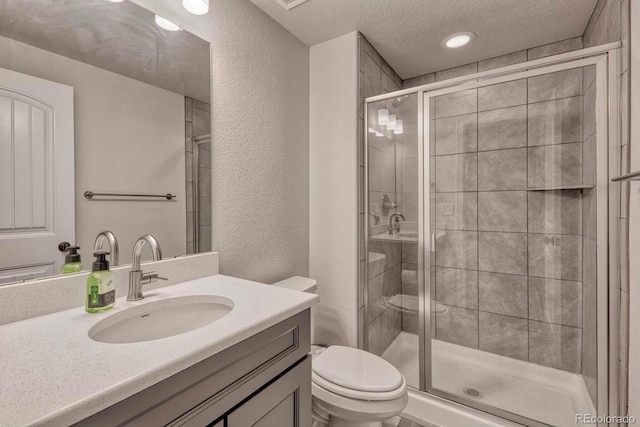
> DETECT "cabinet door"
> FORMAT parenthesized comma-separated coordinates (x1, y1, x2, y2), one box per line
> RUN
(227, 356, 311, 427)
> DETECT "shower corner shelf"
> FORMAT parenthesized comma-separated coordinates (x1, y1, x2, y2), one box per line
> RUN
(527, 185, 595, 191)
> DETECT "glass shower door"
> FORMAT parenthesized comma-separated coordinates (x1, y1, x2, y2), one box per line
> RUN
(422, 57, 608, 427)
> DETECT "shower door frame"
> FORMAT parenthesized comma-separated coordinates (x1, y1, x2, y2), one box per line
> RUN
(363, 42, 621, 427)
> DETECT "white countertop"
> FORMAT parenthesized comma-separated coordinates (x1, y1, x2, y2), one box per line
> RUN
(0, 274, 318, 427)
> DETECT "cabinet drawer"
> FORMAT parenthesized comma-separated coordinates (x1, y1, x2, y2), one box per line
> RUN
(227, 356, 311, 427)
(74, 309, 310, 427)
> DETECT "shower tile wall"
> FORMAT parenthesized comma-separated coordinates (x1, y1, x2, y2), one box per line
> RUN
(429, 68, 588, 374)
(185, 97, 212, 254)
(358, 34, 404, 355)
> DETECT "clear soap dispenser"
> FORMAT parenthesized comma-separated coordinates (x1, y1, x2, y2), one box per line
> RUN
(86, 251, 115, 313)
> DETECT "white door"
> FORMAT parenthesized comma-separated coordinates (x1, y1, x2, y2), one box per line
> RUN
(0, 67, 75, 284)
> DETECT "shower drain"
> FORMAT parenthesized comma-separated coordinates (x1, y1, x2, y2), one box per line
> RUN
(463, 387, 483, 399)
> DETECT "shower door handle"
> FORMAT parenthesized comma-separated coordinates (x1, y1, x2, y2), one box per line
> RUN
(431, 233, 436, 253)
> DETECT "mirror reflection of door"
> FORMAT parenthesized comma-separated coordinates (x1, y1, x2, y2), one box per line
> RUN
(0, 67, 75, 283)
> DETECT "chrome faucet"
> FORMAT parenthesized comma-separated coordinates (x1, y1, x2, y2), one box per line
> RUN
(94, 230, 119, 266)
(127, 234, 166, 301)
(369, 212, 381, 225)
(388, 213, 405, 235)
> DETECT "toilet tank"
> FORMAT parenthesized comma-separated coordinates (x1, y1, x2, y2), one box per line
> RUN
(271, 276, 317, 293)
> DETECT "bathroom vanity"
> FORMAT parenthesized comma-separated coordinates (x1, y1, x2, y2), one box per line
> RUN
(76, 310, 311, 427)
(0, 271, 317, 427)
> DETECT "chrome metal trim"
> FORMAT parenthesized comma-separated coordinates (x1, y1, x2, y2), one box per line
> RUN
(417, 90, 427, 391)
(605, 49, 621, 422)
(364, 42, 621, 103)
(363, 100, 370, 351)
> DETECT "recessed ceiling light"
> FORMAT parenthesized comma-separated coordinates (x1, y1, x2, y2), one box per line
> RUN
(182, 0, 209, 15)
(442, 32, 476, 48)
(154, 15, 180, 31)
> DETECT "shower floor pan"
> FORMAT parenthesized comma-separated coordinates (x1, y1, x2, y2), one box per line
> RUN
(382, 332, 595, 427)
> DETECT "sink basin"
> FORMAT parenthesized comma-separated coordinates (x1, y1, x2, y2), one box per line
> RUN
(89, 295, 234, 344)
(399, 230, 418, 238)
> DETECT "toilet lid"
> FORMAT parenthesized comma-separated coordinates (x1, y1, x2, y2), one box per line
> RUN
(312, 346, 404, 393)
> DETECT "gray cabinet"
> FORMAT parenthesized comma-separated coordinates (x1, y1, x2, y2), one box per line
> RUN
(227, 357, 311, 427)
(74, 310, 311, 427)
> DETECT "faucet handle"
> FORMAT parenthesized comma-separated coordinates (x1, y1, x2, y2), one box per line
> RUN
(141, 271, 168, 285)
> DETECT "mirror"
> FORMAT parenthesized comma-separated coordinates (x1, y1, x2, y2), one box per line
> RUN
(0, 0, 211, 284)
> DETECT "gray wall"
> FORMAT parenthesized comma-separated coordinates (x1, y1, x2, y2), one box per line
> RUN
(132, 0, 310, 284)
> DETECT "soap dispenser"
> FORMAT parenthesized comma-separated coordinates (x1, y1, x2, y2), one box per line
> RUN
(60, 245, 83, 274)
(86, 251, 115, 313)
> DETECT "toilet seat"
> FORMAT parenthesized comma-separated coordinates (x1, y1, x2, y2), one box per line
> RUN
(312, 345, 406, 401)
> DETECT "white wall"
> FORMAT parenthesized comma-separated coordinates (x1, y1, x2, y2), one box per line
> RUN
(130, 0, 310, 284)
(309, 32, 359, 347)
(627, 0, 640, 417)
(0, 35, 186, 265)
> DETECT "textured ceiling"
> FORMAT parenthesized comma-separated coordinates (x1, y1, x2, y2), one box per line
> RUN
(0, 0, 210, 102)
(248, 0, 598, 79)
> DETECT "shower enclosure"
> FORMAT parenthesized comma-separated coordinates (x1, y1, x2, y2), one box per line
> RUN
(363, 44, 620, 427)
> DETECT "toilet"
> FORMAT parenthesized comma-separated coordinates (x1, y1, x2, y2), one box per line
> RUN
(272, 276, 408, 427)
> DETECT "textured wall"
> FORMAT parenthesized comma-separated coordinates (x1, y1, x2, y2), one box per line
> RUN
(131, 0, 310, 283)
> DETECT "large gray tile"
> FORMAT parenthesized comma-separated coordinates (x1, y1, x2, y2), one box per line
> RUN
(192, 106, 211, 137)
(529, 320, 581, 373)
(478, 79, 527, 111)
(370, 240, 401, 272)
(436, 62, 478, 82)
(528, 190, 582, 235)
(529, 277, 582, 328)
(478, 232, 528, 275)
(528, 69, 583, 103)
(199, 225, 211, 251)
(528, 143, 583, 189)
(402, 241, 418, 264)
(435, 267, 478, 309)
(582, 134, 597, 186)
(436, 305, 479, 348)
(527, 37, 583, 60)
(368, 315, 382, 356)
(479, 312, 528, 360)
(363, 52, 381, 98)
(402, 311, 419, 335)
(434, 192, 477, 231)
(435, 231, 478, 270)
(403, 73, 435, 89)
(479, 272, 528, 317)
(478, 50, 527, 72)
(435, 113, 478, 155)
(582, 275, 598, 402)
(528, 234, 582, 281)
(435, 153, 478, 192)
(478, 191, 527, 232)
(582, 189, 597, 240)
(368, 272, 384, 323)
(478, 148, 527, 191)
(435, 89, 477, 119)
(528, 97, 583, 147)
(477, 105, 527, 151)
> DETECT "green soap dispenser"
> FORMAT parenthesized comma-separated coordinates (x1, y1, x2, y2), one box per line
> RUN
(86, 251, 115, 313)
(61, 245, 83, 274)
